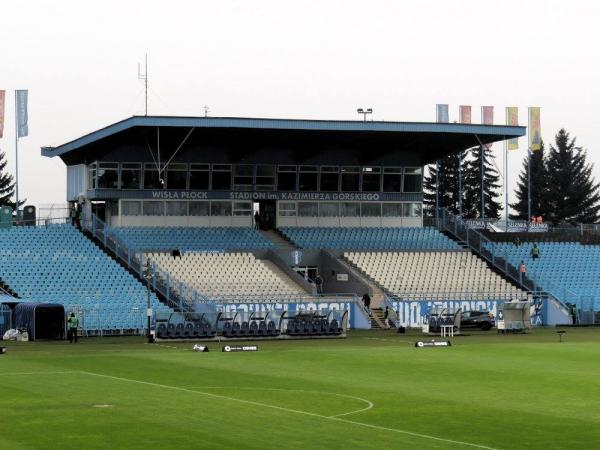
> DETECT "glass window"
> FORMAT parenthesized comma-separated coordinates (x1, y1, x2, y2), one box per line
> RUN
(211, 201, 232, 216)
(340, 202, 360, 217)
(403, 167, 422, 193)
(88, 163, 96, 189)
(319, 202, 339, 217)
(121, 163, 141, 189)
(320, 167, 339, 192)
(256, 165, 276, 189)
(189, 201, 210, 216)
(189, 164, 209, 190)
(341, 167, 360, 191)
(382, 203, 403, 217)
(166, 163, 187, 189)
(234, 165, 254, 190)
(278, 166, 297, 191)
(233, 201, 252, 216)
(143, 201, 164, 216)
(298, 202, 318, 217)
(299, 166, 318, 192)
(383, 167, 402, 192)
(361, 202, 381, 217)
(144, 163, 163, 189)
(403, 203, 422, 217)
(166, 201, 187, 216)
(362, 167, 381, 192)
(121, 200, 142, 216)
(97, 163, 119, 189)
(212, 164, 232, 190)
(279, 202, 297, 217)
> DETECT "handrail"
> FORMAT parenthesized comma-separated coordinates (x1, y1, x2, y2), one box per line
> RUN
(435, 208, 577, 312)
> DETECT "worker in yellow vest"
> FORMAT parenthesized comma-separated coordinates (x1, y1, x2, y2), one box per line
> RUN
(67, 313, 79, 343)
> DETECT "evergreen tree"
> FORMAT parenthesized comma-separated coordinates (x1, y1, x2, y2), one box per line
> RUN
(461, 145, 502, 219)
(509, 142, 547, 220)
(423, 152, 463, 216)
(545, 129, 600, 223)
(0, 151, 18, 208)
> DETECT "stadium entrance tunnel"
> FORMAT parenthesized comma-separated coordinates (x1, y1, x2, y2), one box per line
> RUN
(7, 302, 66, 341)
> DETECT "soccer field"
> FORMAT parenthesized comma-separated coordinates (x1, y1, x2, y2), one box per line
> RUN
(1, 328, 599, 449)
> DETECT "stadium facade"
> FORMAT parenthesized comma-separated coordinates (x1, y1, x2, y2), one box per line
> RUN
(42, 116, 525, 228)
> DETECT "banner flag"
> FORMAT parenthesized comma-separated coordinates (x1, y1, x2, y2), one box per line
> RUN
(16, 89, 28, 138)
(0, 90, 5, 139)
(436, 104, 449, 123)
(529, 107, 541, 151)
(481, 106, 494, 148)
(506, 107, 519, 150)
(459, 105, 471, 124)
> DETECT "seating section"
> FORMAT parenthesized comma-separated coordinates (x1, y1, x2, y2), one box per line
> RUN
(346, 251, 523, 297)
(0, 224, 171, 331)
(492, 242, 600, 310)
(149, 251, 305, 299)
(110, 226, 274, 251)
(280, 227, 460, 250)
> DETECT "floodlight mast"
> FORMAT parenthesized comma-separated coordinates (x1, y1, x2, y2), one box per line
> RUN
(138, 54, 148, 116)
(356, 108, 373, 122)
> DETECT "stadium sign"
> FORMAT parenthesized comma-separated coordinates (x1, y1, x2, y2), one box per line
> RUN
(414, 340, 451, 348)
(222, 345, 258, 352)
(389, 300, 500, 328)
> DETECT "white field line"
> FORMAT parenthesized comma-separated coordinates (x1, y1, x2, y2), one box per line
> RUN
(80, 370, 499, 450)
(179, 386, 374, 418)
(0, 370, 79, 376)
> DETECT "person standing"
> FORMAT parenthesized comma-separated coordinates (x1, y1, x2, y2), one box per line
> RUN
(254, 211, 260, 230)
(314, 274, 323, 294)
(531, 243, 540, 260)
(519, 260, 527, 285)
(67, 312, 78, 343)
(362, 293, 371, 312)
(383, 306, 390, 329)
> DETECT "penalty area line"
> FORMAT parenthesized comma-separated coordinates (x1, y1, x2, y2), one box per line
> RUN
(79, 370, 499, 450)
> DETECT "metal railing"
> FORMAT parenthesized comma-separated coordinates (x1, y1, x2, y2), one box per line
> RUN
(435, 208, 589, 312)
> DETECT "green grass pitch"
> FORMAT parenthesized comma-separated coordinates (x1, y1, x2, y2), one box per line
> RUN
(1, 328, 599, 449)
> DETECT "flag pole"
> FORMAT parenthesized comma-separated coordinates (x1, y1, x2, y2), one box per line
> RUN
(527, 107, 531, 230)
(504, 107, 508, 231)
(14, 91, 19, 214)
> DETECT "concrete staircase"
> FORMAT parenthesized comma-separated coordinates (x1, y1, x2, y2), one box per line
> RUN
(260, 229, 298, 250)
(369, 307, 393, 329)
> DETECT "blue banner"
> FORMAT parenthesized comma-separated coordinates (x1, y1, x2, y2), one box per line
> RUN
(16, 90, 28, 138)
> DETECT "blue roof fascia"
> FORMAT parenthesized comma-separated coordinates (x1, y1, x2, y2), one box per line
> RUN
(41, 115, 527, 158)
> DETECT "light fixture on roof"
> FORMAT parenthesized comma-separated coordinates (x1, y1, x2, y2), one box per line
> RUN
(357, 108, 373, 122)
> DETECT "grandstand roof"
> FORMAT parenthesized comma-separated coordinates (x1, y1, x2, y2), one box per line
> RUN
(41, 115, 525, 164)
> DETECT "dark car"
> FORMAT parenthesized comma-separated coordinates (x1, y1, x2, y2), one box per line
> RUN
(461, 310, 495, 330)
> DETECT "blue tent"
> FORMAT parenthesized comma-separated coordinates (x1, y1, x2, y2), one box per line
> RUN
(13, 303, 66, 341)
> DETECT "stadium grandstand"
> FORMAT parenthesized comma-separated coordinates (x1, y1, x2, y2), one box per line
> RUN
(9, 114, 583, 335)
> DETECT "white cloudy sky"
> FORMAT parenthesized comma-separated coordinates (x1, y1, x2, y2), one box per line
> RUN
(1, 0, 599, 213)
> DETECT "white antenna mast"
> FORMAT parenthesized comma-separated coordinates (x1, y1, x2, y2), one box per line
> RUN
(203, 105, 210, 117)
(138, 54, 148, 115)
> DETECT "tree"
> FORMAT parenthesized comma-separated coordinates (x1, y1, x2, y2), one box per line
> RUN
(461, 145, 502, 219)
(509, 142, 548, 220)
(545, 129, 600, 223)
(0, 151, 18, 209)
(423, 152, 463, 216)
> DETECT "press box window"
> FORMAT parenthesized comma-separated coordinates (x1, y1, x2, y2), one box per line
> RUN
(212, 164, 232, 190)
(277, 166, 297, 191)
(234, 165, 254, 190)
(361, 203, 381, 217)
(166, 201, 188, 216)
(121, 163, 141, 189)
(189, 164, 210, 190)
(298, 166, 318, 192)
(88, 163, 97, 189)
(298, 202, 318, 217)
(121, 200, 142, 216)
(383, 167, 402, 192)
(278, 202, 297, 217)
(382, 203, 402, 217)
(233, 201, 252, 216)
(340, 202, 360, 217)
(166, 163, 188, 189)
(319, 202, 339, 217)
(256, 165, 276, 190)
(403, 167, 422, 193)
(144, 163, 163, 189)
(211, 201, 232, 216)
(97, 163, 119, 189)
(320, 167, 339, 192)
(189, 201, 210, 216)
(361, 167, 381, 192)
(403, 202, 422, 217)
(341, 167, 360, 191)
(143, 201, 165, 216)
